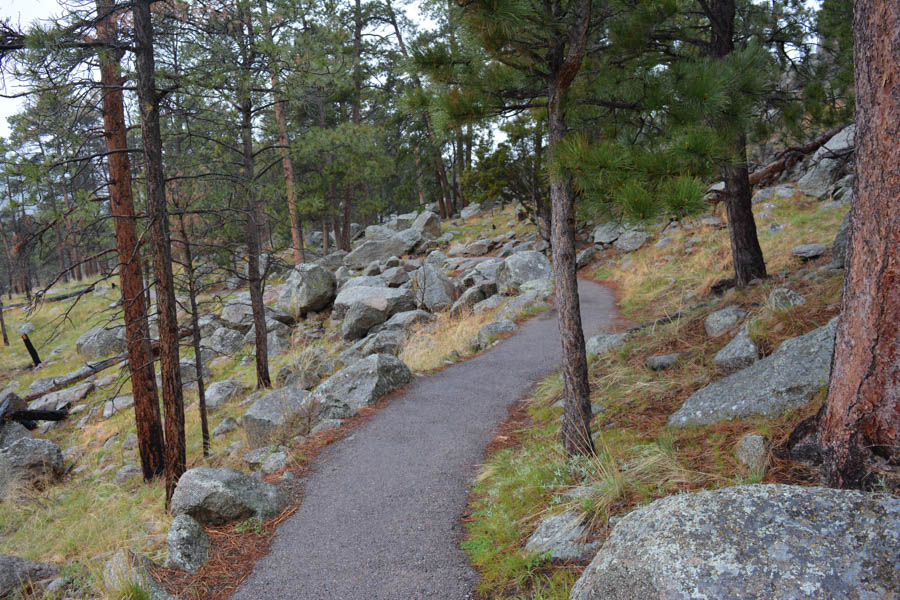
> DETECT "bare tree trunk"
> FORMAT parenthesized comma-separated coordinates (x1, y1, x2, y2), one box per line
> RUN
(259, 0, 304, 265)
(62, 185, 83, 281)
(707, 0, 766, 287)
(178, 214, 210, 457)
(133, 0, 186, 505)
(549, 0, 594, 457)
(95, 0, 165, 481)
(241, 101, 271, 388)
(817, 0, 899, 489)
(0, 298, 8, 345)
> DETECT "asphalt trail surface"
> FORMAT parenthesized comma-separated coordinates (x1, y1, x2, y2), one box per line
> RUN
(232, 279, 617, 600)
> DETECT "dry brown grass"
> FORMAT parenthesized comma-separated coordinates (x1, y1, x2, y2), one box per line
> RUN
(399, 308, 497, 372)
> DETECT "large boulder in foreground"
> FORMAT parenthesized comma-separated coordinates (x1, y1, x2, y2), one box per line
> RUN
(0, 437, 64, 497)
(241, 386, 311, 449)
(669, 319, 836, 427)
(570, 484, 900, 600)
(277, 263, 336, 315)
(76, 325, 126, 360)
(311, 354, 411, 419)
(411, 211, 441, 239)
(497, 251, 554, 295)
(167, 514, 209, 573)
(0, 554, 59, 598)
(170, 467, 286, 525)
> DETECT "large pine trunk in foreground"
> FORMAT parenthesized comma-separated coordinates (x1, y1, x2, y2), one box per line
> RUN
(95, 0, 165, 481)
(817, 0, 899, 489)
(132, 0, 186, 505)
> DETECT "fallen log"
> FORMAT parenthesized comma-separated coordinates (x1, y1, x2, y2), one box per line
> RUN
(22, 327, 194, 404)
(748, 127, 844, 187)
(0, 285, 95, 312)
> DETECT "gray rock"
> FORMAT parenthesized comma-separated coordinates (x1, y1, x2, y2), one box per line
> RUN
(260, 450, 289, 475)
(380, 266, 410, 287)
(768, 222, 784, 234)
(332, 286, 415, 321)
(28, 381, 94, 412)
(203, 327, 245, 355)
(576, 247, 597, 269)
(792, 243, 827, 260)
(569, 483, 898, 600)
(494, 291, 549, 321)
(16, 322, 34, 336)
(586, 333, 629, 356)
(381, 309, 434, 332)
(277, 263, 336, 315)
(311, 354, 412, 419)
(0, 421, 31, 451)
(653, 236, 674, 249)
(474, 258, 503, 281)
(170, 467, 287, 525)
(103, 395, 134, 419)
(341, 301, 388, 341)
(114, 464, 143, 483)
(797, 124, 855, 199)
(0, 437, 64, 496)
(768, 288, 807, 310)
(460, 203, 482, 219)
(613, 230, 652, 252)
(122, 433, 138, 449)
(316, 250, 348, 271)
(179, 359, 211, 387)
(344, 237, 409, 270)
(714, 325, 759, 371)
(464, 239, 491, 256)
(411, 211, 441, 239)
(592, 222, 624, 245)
(473, 294, 506, 314)
(213, 417, 238, 437)
(736, 434, 767, 473)
(205, 379, 246, 411)
(167, 514, 209, 573)
(645, 353, 682, 371)
(498, 251, 554, 295)
(311, 419, 343, 434)
(520, 277, 555, 294)
(831, 212, 851, 268)
(103, 549, 171, 600)
(395, 228, 424, 254)
(363, 261, 382, 276)
(525, 511, 600, 562)
(241, 386, 312, 448)
(0, 554, 59, 599)
(424, 249, 448, 268)
(412, 265, 457, 312)
(358, 328, 405, 358)
(338, 275, 388, 292)
(476, 319, 517, 349)
(449, 286, 488, 317)
(751, 183, 796, 204)
(670, 319, 837, 426)
(704, 305, 746, 337)
(365, 224, 395, 240)
(76, 325, 126, 360)
(242, 445, 288, 470)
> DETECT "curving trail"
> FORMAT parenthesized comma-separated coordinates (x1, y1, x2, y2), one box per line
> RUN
(232, 278, 617, 600)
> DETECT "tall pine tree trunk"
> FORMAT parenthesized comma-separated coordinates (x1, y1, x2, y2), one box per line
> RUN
(95, 0, 165, 481)
(259, 0, 304, 265)
(817, 0, 899, 489)
(707, 0, 766, 286)
(549, 0, 594, 457)
(241, 101, 271, 389)
(133, 0, 186, 506)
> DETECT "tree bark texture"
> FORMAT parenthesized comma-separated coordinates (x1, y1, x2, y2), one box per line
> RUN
(550, 0, 594, 457)
(133, 0, 186, 505)
(819, 0, 899, 489)
(95, 0, 165, 481)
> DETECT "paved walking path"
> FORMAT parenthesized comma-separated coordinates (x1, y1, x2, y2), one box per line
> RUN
(233, 279, 617, 599)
